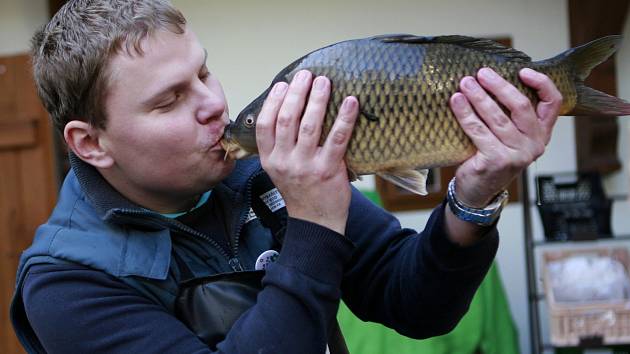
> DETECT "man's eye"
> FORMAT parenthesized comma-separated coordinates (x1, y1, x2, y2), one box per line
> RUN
(155, 94, 181, 111)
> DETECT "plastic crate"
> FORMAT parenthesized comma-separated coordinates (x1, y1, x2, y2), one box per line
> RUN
(542, 248, 630, 347)
(536, 173, 612, 241)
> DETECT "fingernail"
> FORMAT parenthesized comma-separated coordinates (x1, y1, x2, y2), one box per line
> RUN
(452, 93, 465, 107)
(462, 77, 478, 91)
(313, 76, 327, 91)
(272, 82, 287, 97)
(452, 94, 470, 114)
(520, 67, 536, 77)
(479, 67, 499, 81)
(295, 70, 310, 83)
(342, 97, 356, 112)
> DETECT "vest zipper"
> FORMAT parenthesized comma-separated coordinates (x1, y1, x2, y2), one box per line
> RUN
(115, 168, 266, 273)
(228, 257, 244, 272)
(173, 222, 240, 271)
(229, 169, 267, 271)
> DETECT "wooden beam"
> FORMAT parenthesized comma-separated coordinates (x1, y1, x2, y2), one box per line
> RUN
(569, 0, 629, 174)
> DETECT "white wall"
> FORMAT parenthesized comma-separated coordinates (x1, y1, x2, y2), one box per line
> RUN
(4, 0, 630, 353)
(0, 0, 48, 56)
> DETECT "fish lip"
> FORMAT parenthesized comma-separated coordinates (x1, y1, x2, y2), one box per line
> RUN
(204, 124, 230, 152)
(222, 123, 232, 141)
(219, 138, 232, 153)
(218, 124, 233, 153)
(218, 122, 251, 159)
(219, 138, 253, 160)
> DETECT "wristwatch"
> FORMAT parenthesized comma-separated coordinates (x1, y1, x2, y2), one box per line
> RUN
(447, 177, 509, 226)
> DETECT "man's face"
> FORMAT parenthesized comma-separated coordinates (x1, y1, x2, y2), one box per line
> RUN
(98, 27, 234, 211)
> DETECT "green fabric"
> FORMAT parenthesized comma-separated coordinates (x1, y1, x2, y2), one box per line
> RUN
(358, 189, 383, 206)
(342, 189, 520, 354)
(337, 264, 520, 354)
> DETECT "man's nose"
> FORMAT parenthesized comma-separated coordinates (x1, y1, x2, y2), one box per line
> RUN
(196, 88, 226, 125)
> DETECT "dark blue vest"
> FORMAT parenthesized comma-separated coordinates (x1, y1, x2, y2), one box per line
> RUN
(10, 156, 282, 353)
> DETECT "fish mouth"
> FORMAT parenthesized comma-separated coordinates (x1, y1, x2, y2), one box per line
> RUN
(219, 138, 253, 160)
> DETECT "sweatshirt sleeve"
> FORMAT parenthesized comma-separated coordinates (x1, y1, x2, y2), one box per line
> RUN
(341, 187, 499, 339)
(22, 263, 213, 354)
(22, 218, 355, 354)
(218, 217, 354, 353)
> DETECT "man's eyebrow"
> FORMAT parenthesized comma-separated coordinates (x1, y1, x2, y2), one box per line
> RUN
(141, 49, 209, 107)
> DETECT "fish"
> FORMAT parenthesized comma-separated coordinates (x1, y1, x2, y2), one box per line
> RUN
(220, 34, 630, 195)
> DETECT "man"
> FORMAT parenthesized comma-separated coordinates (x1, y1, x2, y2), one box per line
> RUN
(10, 0, 561, 353)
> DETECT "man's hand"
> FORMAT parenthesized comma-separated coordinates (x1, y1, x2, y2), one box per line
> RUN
(445, 67, 562, 244)
(451, 67, 562, 207)
(256, 70, 359, 235)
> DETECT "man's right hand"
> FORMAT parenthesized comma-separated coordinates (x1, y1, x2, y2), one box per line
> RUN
(255, 70, 359, 235)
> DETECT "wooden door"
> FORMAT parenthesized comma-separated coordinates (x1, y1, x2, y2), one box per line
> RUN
(570, 0, 629, 174)
(0, 54, 57, 354)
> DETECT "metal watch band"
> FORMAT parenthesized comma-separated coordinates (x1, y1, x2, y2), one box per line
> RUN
(447, 177, 509, 226)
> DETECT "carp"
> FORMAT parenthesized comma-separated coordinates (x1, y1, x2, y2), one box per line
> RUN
(221, 34, 630, 194)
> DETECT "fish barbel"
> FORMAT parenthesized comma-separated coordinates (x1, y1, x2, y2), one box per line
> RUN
(221, 34, 630, 195)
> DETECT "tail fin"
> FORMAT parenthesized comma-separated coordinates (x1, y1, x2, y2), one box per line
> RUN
(559, 35, 630, 116)
(566, 35, 621, 81)
(571, 84, 630, 116)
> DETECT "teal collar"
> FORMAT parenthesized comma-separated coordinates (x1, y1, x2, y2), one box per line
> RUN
(161, 191, 212, 219)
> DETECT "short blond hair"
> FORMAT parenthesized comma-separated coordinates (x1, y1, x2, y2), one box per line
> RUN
(31, 0, 186, 134)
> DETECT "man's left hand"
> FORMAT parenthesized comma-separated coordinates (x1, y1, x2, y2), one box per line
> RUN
(449, 67, 562, 208)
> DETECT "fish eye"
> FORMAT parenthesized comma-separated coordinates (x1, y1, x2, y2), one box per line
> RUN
(244, 115, 255, 127)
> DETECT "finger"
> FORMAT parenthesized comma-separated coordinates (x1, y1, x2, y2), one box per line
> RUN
(477, 68, 539, 136)
(274, 70, 313, 152)
(450, 92, 503, 153)
(256, 82, 289, 158)
(519, 68, 562, 141)
(321, 96, 358, 164)
(459, 75, 525, 148)
(295, 76, 330, 154)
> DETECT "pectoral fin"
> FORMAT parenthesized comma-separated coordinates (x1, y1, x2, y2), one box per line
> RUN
(377, 168, 429, 195)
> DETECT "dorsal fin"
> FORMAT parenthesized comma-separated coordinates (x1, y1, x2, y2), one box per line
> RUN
(374, 34, 531, 62)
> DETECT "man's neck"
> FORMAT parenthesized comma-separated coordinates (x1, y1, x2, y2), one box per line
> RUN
(98, 168, 202, 214)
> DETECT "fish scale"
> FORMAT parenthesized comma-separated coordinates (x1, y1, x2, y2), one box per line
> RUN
(222, 34, 630, 195)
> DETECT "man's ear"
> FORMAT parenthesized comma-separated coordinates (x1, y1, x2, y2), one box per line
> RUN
(64, 120, 114, 169)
